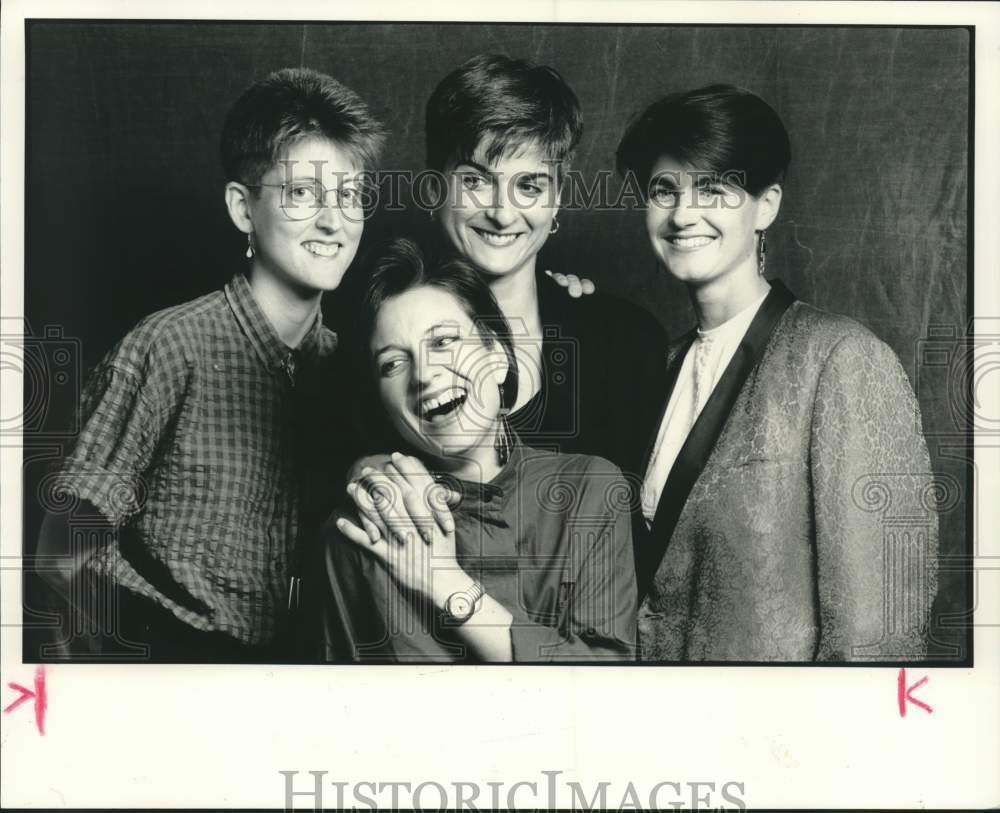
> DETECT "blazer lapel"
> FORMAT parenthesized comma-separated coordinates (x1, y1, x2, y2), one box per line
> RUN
(638, 280, 797, 595)
(639, 330, 697, 476)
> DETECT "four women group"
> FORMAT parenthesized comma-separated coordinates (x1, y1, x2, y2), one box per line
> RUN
(238, 56, 938, 663)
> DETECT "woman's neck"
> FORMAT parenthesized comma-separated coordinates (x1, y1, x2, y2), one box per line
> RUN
(247, 264, 322, 348)
(487, 260, 542, 334)
(434, 434, 503, 484)
(689, 264, 771, 331)
(485, 259, 545, 410)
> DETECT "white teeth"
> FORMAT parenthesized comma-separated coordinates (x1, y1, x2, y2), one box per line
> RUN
(420, 387, 466, 416)
(669, 235, 714, 248)
(304, 242, 340, 257)
(475, 229, 519, 246)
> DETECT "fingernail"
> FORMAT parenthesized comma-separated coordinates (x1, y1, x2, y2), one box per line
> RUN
(390, 452, 402, 461)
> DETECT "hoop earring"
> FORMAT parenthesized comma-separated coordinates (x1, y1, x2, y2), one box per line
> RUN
(756, 230, 767, 276)
(495, 384, 512, 466)
(549, 217, 560, 235)
(245, 233, 255, 260)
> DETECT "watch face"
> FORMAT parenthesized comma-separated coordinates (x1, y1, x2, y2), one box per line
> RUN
(448, 594, 473, 620)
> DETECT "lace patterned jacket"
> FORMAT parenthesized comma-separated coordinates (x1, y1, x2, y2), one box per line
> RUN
(638, 285, 939, 662)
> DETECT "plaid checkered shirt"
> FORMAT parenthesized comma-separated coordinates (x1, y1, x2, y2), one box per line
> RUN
(52, 272, 339, 646)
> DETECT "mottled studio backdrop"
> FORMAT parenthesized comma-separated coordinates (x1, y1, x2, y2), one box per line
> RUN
(22, 22, 970, 659)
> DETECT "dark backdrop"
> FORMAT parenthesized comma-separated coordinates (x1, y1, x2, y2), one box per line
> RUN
(23, 22, 970, 659)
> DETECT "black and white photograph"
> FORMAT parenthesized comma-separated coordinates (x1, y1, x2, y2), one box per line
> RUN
(2, 2, 998, 810)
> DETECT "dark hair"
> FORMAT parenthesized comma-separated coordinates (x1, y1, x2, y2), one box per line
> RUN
(357, 237, 519, 411)
(615, 84, 791, 197)
(425, 54, 582, 179)
(220, 67, 386, 187)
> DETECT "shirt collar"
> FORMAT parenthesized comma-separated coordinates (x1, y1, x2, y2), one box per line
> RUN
(433, 441, 527, 527)
(225, 272, 335, 374)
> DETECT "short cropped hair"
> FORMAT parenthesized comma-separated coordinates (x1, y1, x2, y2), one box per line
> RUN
(358, 237, 519, 412)
(221, 67, 386, 187)
(425, 54, 582, 179)
(616, 84, 791, 197)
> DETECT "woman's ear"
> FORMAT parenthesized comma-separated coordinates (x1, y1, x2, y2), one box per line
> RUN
(425, 169, 446, 213)
(550, 163, 565, 222)
(224, 181, 254, 235)
(754, 183, 783, 231)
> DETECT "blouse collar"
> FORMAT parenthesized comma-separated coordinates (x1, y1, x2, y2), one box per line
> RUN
(432, 441, 527, 527)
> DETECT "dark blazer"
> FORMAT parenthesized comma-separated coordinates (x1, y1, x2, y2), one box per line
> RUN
(638, 283, 939, 662)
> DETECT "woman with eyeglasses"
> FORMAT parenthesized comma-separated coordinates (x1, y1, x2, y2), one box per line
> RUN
(38, 68, 384, 661)
(616, 84, 939, 661)
(319, 238, 638, 663)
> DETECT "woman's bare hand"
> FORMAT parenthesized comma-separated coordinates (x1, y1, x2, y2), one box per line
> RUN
(345, 452, 459, 542)
(337, 455, 466, 604)
(545, 269, 596, 297)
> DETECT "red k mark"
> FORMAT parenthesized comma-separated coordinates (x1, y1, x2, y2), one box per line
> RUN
(4, 665, 47, 735)
(897, 667, 932, 717)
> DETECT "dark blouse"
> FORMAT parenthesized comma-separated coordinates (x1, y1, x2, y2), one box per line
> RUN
(508, 271, 670, 482)
(318, 443, 638, 663)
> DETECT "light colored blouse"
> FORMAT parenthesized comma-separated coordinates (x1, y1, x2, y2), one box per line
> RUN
(641, 290, 768, 527)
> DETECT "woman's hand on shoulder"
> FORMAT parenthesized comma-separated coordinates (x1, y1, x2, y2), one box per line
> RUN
(545, 269, 596, 298)
(345, 452, 458, 540)
(337, 454, 462, 602)
(345, 453, 392, 486)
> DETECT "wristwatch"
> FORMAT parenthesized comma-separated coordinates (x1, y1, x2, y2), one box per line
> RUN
(442, 581, 485, 625)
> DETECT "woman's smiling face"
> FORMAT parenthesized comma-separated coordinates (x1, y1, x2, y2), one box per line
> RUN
(644, 154, 780, 289)
(246, 136, 366, 296)
(437, 141, 559, 280)
(371, 285, 509, 465)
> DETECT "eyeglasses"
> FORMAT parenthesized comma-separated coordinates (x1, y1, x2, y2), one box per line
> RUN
(245, 179, 369, 221)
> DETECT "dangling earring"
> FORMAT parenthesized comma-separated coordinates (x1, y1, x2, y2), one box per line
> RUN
(549, 217, 560, 235)
(756, 229, 767, 276)
(245, 233, 255, 260)
(495, 383, 512, 466)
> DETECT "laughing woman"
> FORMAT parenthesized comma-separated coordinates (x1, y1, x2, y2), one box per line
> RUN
(617, 85, 939, 661)
(319, 238, 638, 663)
